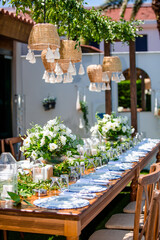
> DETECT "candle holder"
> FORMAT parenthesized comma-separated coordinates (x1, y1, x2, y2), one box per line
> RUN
(0, 153, 17, 200)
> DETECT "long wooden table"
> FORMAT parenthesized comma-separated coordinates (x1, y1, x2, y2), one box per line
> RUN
(0, 143, 160, 240)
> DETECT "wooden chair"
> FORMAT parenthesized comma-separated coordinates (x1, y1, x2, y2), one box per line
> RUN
(5, 136, 23, 161)
(89, 188, 160, 240)
(89, 166, 160, 240)
(123, 162, 160, 214)
(145, 189, 160, 240)
(0, 139, 5, 153)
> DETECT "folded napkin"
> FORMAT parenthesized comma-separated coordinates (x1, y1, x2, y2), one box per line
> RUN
(76, 178, 109, 186)
(60, 191, 97, 199)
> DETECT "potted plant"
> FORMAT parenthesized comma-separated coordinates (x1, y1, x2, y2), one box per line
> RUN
(42, 97, 56, 111)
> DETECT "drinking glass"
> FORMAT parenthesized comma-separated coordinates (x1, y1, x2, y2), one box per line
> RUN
(78, 161, 85, 178)
(60, 174, 69, 192)
(50, 177, 61, 191)
(69, 167, 79, 184)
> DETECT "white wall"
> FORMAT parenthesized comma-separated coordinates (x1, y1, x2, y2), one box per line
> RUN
(21, 53, 105, 137)
(20, 50, 160, 139)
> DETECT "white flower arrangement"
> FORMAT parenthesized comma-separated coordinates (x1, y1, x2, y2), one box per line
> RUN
(20, 117, 83, 161)
(90, 114, 134, 141)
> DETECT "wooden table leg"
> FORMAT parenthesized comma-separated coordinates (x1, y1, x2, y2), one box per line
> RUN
(130, 168, 140, 201)
(156, 147, 160, 163)
(3, 230, 7, 240)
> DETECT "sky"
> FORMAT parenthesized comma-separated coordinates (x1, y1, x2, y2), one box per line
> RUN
(0, 0, 152, 8)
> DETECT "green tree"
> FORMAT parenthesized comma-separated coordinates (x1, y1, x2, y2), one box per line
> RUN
(2, 0, 142, 43)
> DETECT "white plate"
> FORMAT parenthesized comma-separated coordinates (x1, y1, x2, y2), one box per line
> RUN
(34, 195, 90, 209)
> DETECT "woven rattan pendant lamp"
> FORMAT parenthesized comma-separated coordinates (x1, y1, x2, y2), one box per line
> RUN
(26, 0, 60, 65)
(41, 40, 84, 84)
(87, 65, 110, 92)
(102, 56, 125, 83)
(28, 23, 60, 51)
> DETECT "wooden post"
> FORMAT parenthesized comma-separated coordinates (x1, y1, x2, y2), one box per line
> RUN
(141, 73, 146, 111)
(129, 40, 137, 133)
(104, 41, 112, 114)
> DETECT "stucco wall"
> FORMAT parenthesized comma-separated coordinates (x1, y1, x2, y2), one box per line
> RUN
(21, 53, 105, 137)
(21, 51, 160, 139)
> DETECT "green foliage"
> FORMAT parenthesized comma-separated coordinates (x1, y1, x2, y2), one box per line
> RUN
(7, 191, 32, 206)
(118, 79, 147, 109)
(2, 0, 142, 44)
(80, 100, 89, 132)
(18, 172, 53, 197)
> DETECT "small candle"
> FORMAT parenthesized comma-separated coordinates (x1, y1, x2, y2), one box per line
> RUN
(33, 174, 44, 183)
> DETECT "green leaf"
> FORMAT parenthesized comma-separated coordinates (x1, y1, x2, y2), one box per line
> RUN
(7, 192, 21, 203)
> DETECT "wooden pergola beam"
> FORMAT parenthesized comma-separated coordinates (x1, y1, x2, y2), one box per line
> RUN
(129, 40, 137, 132)
(104, 40, 137, 132)
(0, 13, 33, 43)
(104, 41, 112, 115)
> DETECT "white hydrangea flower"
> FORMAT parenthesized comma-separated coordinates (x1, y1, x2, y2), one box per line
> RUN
(122, 126, 127, 133)
(71, 134, 76, 141)
(49, 143, 58, 151)
(31, 151, 37, 160)
(103, 114, 111, 120)
(47, 118, 58, 126)
(59, 124, 66, 130)
(54, 126, 60, 132)
(43, 130, 52, 140)
(60, 136, 66, 145)
(90, 125, 98, 134)
(40, 137, 45, 147)
(23, 137, 31, 148)
(66, 151, 72, 157)
(65, 127, 72, 136)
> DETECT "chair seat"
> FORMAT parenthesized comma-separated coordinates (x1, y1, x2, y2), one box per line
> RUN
(89, 229, 145, 240)
(123, 200, 145, 214)
(105, 213, 144, 230)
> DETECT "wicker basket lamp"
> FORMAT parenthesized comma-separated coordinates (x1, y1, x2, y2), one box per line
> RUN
(28, 23, 60, 51)
(41, 50, 71, 73)
(102, 56, 122, 73)
(59, 40, 82, 63)
(87, 65, 102, 83)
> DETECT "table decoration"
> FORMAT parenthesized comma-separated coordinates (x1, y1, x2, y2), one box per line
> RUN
(33, 195, 90, 209)
(0, 153, 17, 200)
(32, 189, 47, 197)
(90, 113, 134, 142)
(20, 117, 83, 162)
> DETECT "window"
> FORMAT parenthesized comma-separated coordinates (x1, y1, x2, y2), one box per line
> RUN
(136, 35, 148, 51)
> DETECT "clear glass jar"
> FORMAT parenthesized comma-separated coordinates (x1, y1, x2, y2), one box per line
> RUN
(0, 153, 17, 200)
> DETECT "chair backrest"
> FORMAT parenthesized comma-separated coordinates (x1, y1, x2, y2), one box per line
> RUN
(133, 165, 160, 240)
(5, 136, 23, 161)
(0, 139, 5, 153)
(146, 189, 160, 240)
